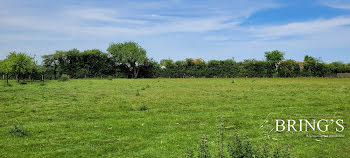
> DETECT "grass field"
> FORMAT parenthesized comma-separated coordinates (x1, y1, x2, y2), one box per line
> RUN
(0, 78, 349, 157)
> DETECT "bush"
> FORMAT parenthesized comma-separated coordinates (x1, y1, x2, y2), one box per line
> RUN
(58, 74, 69, 82)
(107, 76, 113, 80)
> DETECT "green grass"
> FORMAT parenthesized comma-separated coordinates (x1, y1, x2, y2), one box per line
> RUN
(0, 78, 349, 157)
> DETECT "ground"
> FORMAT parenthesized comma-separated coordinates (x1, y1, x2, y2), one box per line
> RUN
(0, 78, 349, 157)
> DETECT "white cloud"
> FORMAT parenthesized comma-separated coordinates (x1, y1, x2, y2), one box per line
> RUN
(249, 17, 350, 39)
(322, 0, 350, 9)
(63, 8, 148, 25)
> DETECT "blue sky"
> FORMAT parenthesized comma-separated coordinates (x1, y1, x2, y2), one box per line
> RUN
(0, 0, 350, 63)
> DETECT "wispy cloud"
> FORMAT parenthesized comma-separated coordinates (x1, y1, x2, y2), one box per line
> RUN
(0, 0, 279, 40)
(249, 17, 350, 39)
(322, 0, 350, 10)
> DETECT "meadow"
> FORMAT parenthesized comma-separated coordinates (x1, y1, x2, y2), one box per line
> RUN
(0, 78, 349, 157)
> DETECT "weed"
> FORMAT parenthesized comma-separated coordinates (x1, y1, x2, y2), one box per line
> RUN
(9, 125, 28, 137)
(146, 84, 150, 88)
(140, 105, 148, 111)
(186, 148, 194, 158)
(58, 74, 69, 82)
(198, 134, 211, 158)
(135, 90, 140, 96)
(191, 120, 292, 158)
(107, 76, 113, 80)
(141, 87, 146, 90)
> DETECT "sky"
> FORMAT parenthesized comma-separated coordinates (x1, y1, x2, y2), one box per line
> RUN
(0, 0, 350, 63)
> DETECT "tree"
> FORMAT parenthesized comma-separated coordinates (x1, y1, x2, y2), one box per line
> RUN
(0, 59, 13, 84)
(7, 52, 36, 82)
(329, 62, 346, 74)
(107, 42, 148, 78)
(303, 55, 329, 77)
(265, 50, 284, 77)
(42, 53, 60, 79)
(277, 60, 300, 77)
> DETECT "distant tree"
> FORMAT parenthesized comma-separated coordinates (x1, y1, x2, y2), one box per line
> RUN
(347, 63, 350, 72)
(80, 49, 115, 78)
(107, 42, 148, 78)
(160, 59, 173, 67)
(303, 55, 329, 77)
(7, 52, 36, 82)
(0, 59, 13, 84)
(240, 59, 267, 77)
(42, 53, 59, 79)
(265, 50, 284, 77)
(277, 60, 300, 77)
(138, 58, 159, 78)
(329, 62, 346, 74)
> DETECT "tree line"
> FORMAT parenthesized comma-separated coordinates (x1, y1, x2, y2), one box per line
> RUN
(1, 42, 350, 83)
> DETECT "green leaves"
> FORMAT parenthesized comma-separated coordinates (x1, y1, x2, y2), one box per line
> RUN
(108, 42, 148, 78)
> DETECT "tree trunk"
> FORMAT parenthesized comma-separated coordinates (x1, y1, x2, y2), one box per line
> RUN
(53, 64, 57, 80)
(133, 66, 137, 78)
(6, 74, 8, 84)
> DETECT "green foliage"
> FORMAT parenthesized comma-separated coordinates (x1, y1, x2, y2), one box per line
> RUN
(265, 50, 285, 65)
(303, 56, 330, 77)
(58, 74, 69, 82)
(32, 47, 350, 79)
(108, 42, 148, 78)
(0, 59, 13, 84)
(277, 60, 300, 77)
(5, 52, 36, 82)
(107, 76, 113, 80)
(265, 50, 285, 76)
(141, 87, 146, 90)
(42, 49, 116, 79)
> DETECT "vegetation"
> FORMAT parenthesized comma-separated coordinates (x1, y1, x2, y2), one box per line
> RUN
(188, 121, 291, 158)
(1, 42, 350, 81)
(0, 78, 349, 157)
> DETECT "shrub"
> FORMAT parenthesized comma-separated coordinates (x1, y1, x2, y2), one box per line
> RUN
(107, 76, 113, 80)
(9, 125, 27, 137)
(58, 74, 69, 82)
(139, 105, 148, 111)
